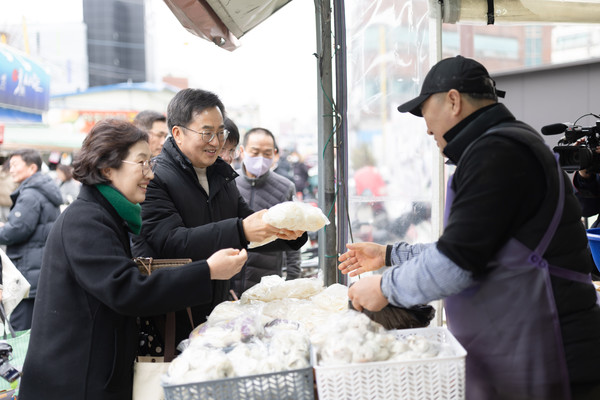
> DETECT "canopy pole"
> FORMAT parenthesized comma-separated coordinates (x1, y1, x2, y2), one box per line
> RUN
(333, 0, 348, 286)
(314, 0, 337, 286)
(431, 0, 445, 327)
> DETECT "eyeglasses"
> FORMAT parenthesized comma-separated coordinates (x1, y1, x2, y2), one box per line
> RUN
(220, 146, 240, 159)
(179, 126, 229, 143)
(121, 159, 157, 176)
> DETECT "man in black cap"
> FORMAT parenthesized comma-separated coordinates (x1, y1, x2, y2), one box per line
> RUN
(339, 55, 600, 399)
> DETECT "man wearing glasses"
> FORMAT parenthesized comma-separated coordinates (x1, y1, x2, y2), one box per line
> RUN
(133, 110, 169, 157)
(132, 88, 307, 348)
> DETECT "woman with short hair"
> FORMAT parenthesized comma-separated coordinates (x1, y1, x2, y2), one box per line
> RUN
(19, 118, 246, 400)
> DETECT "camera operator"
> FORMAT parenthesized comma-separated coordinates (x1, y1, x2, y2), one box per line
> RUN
(572, 144, 600, 228)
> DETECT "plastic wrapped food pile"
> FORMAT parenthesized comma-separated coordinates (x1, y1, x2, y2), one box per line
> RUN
(249, 201, 330, 248)
(162, 275, 451, 385)
(163, 276, 348, 385)
(311, 310, 455, 366)
(163, 310, 311, 385)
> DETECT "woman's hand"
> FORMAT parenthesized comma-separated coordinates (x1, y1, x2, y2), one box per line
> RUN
(207, 248, 247, 280)
(338, 242, 387, 277)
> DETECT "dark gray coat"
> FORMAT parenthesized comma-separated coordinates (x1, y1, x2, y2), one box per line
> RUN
(0, 172, 62, 296)
(233, 168, 301, 294)
(19, 185, 215, 400)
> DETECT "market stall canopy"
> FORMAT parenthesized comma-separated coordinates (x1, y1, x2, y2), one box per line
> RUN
(163, 0, 292, 51)
(439, 0, 600, 24)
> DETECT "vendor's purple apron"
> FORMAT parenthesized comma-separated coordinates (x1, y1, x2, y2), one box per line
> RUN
(444, 128, 596, 400)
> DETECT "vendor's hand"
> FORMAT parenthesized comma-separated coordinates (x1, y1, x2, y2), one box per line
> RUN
(275, 229, 304, 241)
(348, 275, 388, 312)
(242, 210, 280, 242)
(338, 242, 386, 277)
(207, 248, 247, 280)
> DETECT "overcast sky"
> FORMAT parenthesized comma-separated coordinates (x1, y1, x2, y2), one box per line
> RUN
(148, 0, 318, 135)
(1, 0, 319, 141)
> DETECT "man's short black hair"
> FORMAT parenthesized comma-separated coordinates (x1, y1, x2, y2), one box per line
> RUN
(167, 89, 226, 131)
(133, 110, 166, 132)
(10, 148, 42, 172)
(243, 127, 278, 151)
(224, 117, 240, 146)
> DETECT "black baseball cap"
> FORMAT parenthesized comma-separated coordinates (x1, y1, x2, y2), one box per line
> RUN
(397, 55, 505, 117)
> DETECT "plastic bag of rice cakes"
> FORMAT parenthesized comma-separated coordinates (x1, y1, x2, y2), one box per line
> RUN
(249, 201, 329, 248)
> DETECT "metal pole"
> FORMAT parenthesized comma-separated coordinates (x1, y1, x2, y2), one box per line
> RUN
(314, 0, 337, 287)
(430, 0, 445, 327)
(333, 0, 348, 286)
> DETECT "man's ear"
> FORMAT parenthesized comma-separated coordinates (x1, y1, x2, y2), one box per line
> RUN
(447, 89, 463, 116)
(172, 126, 183, 145)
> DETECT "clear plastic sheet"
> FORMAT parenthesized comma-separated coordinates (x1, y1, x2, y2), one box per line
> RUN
(345, 0, 437, 247)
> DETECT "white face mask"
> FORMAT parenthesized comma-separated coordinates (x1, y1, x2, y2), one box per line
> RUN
(243, 156, 273, 177)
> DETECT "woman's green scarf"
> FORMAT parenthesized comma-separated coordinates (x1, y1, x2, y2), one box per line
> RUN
(96, 183, 142, 234)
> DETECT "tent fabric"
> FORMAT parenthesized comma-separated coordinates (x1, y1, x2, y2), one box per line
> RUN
(164, 0, 292, 51)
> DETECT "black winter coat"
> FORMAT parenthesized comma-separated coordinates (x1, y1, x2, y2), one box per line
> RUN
(0, 172, 62, 296)
(131, 138, 306, 344)
(19, 185, 215, 400)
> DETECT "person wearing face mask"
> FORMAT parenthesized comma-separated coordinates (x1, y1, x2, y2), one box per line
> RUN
(231, 127, 302, 297)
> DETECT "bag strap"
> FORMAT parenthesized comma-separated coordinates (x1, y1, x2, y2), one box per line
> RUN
(0, 303, 16, 339)
(135, 257, 153, 275)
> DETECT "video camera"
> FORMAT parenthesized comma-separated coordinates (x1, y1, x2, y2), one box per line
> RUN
(542, 114, 600, 173)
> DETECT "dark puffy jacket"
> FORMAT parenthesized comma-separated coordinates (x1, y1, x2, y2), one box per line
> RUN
(0, 172, 62, 296)
(131, 138, 306, 344)
(233, 168, 301, 295)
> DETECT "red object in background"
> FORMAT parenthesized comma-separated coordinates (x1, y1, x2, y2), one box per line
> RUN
(0, 123, 4, 145)
(354, 166, 386, 196)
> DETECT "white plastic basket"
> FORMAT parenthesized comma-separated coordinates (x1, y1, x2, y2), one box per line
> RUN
(313, 326, 466, 400)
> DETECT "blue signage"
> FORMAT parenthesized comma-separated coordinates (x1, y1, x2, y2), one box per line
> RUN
(0, 44, 50, 114)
